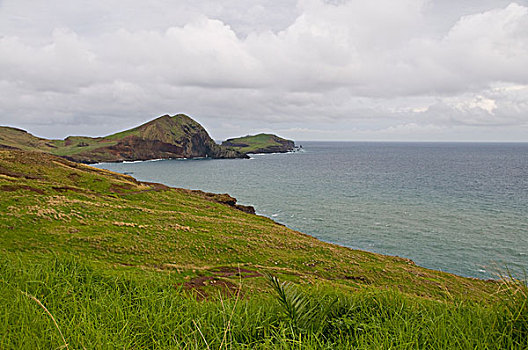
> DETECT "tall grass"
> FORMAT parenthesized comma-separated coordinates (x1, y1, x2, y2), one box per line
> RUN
(1, 254, 526, 349)
(496, 271, 528, 346)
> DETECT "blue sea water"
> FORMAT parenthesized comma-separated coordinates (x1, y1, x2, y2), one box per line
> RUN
(94, 142, 528, 279)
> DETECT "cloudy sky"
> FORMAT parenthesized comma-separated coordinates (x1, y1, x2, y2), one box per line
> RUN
(1, 0, 527, 141)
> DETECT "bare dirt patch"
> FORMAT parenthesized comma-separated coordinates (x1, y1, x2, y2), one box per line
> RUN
(179, 276, 240, 300)
(109, 183, 136, 194)
(177, 267, 261, 300)
(52, 186, 86, 193)
(1, 184, 44, 194)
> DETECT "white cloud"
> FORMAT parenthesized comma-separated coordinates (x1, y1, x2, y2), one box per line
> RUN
(455, 96, 497, 115)
(0, 0, 527, 141)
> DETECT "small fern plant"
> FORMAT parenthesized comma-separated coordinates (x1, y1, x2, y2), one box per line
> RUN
(266, 274, 337, 334)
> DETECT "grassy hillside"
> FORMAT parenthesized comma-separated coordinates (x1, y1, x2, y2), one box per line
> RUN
(48, 136, 118, 157)
(222, 133, 295, 154)
(0, 114, 245, 163)
(1, 150, 526, 348)
(0, 126, 117, 156)
(105, 114, 201, 142)
(0, 149, 496, 299)
(0, 126, 58, 152)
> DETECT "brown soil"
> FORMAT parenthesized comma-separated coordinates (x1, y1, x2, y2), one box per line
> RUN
(108, 183, 136, 193)
(1, 184, 44, 194)
(52, 186, 86, 193)
(178, 266, 261, 300)
(180, 276, 240, 300)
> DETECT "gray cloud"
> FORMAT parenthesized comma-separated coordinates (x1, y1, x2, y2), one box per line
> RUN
(0, 0, 527, 141)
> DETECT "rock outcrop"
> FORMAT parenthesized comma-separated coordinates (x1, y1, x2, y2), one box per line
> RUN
(180, 189, 256, 214)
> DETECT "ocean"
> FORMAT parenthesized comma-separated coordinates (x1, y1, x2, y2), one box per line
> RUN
(94, 142, 528, 279)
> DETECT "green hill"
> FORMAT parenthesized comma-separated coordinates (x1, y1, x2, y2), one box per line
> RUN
(0, 114, 246, 163)
(0, 126, 59, 152)
(1, 150, 526, 349)
(222, 133, 295, 154)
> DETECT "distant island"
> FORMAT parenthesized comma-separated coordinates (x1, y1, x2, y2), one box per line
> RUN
(0, 114, 296, 163)
(222, 133, 295, 154)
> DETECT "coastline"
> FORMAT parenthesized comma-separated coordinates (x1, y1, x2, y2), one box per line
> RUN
(93, 159, 494, 281)
(4, 148, 524, 348)
(92, 142, 528, 280)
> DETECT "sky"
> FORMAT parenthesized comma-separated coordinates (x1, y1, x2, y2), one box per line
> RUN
(1, 0, 527, 141)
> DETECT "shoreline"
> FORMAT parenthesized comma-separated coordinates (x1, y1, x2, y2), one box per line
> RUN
(91, 160, 495, 282)
(92, 142, 528, 281)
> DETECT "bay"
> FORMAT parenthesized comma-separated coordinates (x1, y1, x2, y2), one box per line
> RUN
(94, 142, 528, 279)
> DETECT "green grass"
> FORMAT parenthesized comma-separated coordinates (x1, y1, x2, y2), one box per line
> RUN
(1, 149, 526, 348)
(0, 126, 56, 152)
(105, 114, 197, 142)
(0, 150, 497, 300)
(0, 125, 118, 157)
(48, 137, 118, 157)
(1, 254, 526, 349)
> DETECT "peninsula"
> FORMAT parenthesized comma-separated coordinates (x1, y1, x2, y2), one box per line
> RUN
(0, 114, 294, 163)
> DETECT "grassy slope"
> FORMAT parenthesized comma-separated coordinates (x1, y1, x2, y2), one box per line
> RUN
(2, 150, 526, 348)
(223, 134, 293, 153)
(0, 126, 57, 152)
(3, 256, 525, 350)
(0, 150, 496, 301)
(49, 137, 118, 157)
(0, 126, 117, 157)
(0, 114, 203, 159)
(105, 114, 198, 143)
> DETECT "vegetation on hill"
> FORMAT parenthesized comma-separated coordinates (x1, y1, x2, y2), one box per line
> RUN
(1, 150, 526, 348)
(222, 133, 295, 154)
(0, 126, 60, 152)
(0, 114, 247, 163)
